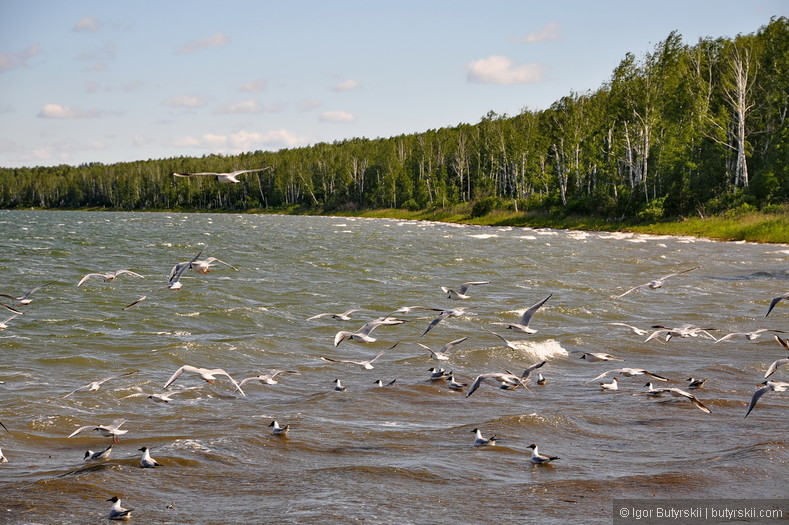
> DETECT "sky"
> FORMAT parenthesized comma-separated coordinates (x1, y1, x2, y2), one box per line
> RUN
(0, 1, 786, 169)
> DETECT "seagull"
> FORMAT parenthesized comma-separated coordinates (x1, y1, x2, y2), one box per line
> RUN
(167, 249, 204, 290)
(123, 390, 185, 403)
(417, 336, 468, 360)
(527, 443, 559, 464)
(239, 370, 301, 387)
(77, 270, 143, 287)
(0, 282, 52, 306)
(321, 342, 397, 370)
(307, 309, 360, 321)
(490, 294, 552, 334)
(68, 419, 128, 444)
(0, 313, 20, 330)
(715, 328, 785, 343)
(172, 167, 270, 184)
(446, 375, 468, 391)
(600, 377, 619, 390)
(636, 382, 665, 396)
(163, 365, 245, 396)
(537, 373, 547, 386)
(687, 377, 707, 389)
(645, 324, 718, 343)
(616, 266, 699, 298)
(466, 361, 546, 397)
(428, 367, 450, 381)
(421, 307, 476, 337)
(0, 302, 23, 315)
(0, 447, 7, 463)
(480, 326, 519, 350)
(334, 318, 405, 346)
(745, 380, 789, 418)
(472, 428, 497, 446)
(441, 281, 490, 300)
(590, 368, 669, 383)
(764, 338, 789, 378)
(374, 379, 397, 387)
(139, 447, 161, 468)
(63, 371, 138, 399)
(269, 420, 290, 435)
(84, 444, 114, 461)
(765, 292, 789, 317)
(606, 322, 650, 336)
(333, 378, 346, 391)
(107, 496, 133, 521)
(190, 257, 236, 274)
(577, 352, 624, 362)
(642, 387, 712, 413)
(385, 305, 443, 317)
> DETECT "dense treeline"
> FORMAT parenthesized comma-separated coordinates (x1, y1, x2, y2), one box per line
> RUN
(1, 18, 788, 221)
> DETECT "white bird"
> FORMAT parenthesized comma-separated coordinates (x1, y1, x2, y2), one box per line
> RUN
(428, 367, 450, 381)
(606, 322, 650, 336)
(320, 342, 396, 370)
(167, 249, 204, 290)
(77, 270, 143, 287)
(472, 428, 496, 446)
(616, 266, 699, 298)
(417, 336, 468, 361)
(745, 380, 789, 418)
(421, 307, 476, 337)
(139, 446, 161, 468)
(637, 382, 665, 396)
(68, 419, 128, 444)
(172, 167, 270, 184)
(715, 328, 785, 343)
(0, 313, 20, 330)
(239, 369, 300, 387)
(600, 377, 619, 390)
(0, 447, 7, 463)
(590, 368, 669, 383)
(490, 294, 552, 334)
(641, 387, 712, 413)
(122, 390, 185, 403)
(63, 371, 138, 399)
(446, 375, 468, 391)
(765, 336, 789, 379)
(334, 318, 405, 346)
(163, 365, 245, 396)
(645, 324, 717, 343)
(537, 373, 547, 386)
(269, 420, 290, 435)
(106, 496, 133, 521)
(0, 282, 52, 306)
(480, 326, 519, 350)
(527, 443, 559, 464)
(333, 378, 346, 391)
(190, 257, 236, 274)
(577, 352, 624, 362)
(441, 281, 490, 300)
(765, 292, 789, 317)
(385, 305, 443, 317)
(307, 309, 360, 321)
(84, 444, 113, 461)
(687, 377, 707, 389)
(466, 361, 546, 397)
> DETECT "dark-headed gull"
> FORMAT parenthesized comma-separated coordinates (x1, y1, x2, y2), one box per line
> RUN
(745, 380, 789, 417)
(68, 419, 128, 443)
(269, 420, 290, 435)
(472, 428, 496, 446)
(590, 368, 669, 383)
(139, 447, 161, 468)
(466, 361, 546, 397)
(106, 496, 133, 521)
(527, 444, 559, 464)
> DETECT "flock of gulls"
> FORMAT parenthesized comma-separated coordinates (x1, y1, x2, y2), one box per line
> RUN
(1, 221, 789, 520)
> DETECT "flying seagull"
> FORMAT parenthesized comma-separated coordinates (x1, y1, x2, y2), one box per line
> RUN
(589, 368, 669, 383)
(466, 361, 546, 397)
(173, 167, 270, 184)
(334, 317, 406, 346)
(744, 380, 789, 418)
(63, 371, 138, 398)
(320, 342, 397, 370)
(417, 336, 468, 361)
(239, 369, 301, 387)
(307, 309, 360, 321)
(163, 365, 245, 396)
(640, 387, 712, 413)
(490, 294, 552, 334)
(616, 266, 699, 298)
(421, 307, 476, 337)
(441, 281, 490, 300)
(77, 270, 144, 287)
(765, 292, 789, 317)
(0, 282, 53, 306)
(68, 419, 128, 444)
(715, 328, 785, 343)
(190, 257, 237, 274)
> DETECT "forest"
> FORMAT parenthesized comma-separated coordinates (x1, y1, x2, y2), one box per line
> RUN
(1, 17, 787, 223)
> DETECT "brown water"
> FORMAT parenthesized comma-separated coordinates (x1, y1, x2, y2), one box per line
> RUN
(0, 210, 787, 524)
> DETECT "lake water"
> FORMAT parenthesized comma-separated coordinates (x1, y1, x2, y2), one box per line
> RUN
(0, 210, 787, 524)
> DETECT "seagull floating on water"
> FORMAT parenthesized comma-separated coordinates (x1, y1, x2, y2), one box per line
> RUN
(428, 367, 450, 381)
(0, 447, 7, 463)
(537, 373, 547, 386)
(77, 270, 143, 287)
(107, 496, 133, 521)
(84, 444, 113, 461)
(687, 377, 707, 389)
(418, 336, 467, 361)
(374, 379, 397, 387)
(527, 443, 559, 464)
(333, 378, 347, 391)
(472, 428, 497, 446)
(616, 266, 699, 298)
(139, 446, 162, 468)
(745, 380, 789, 418)
(68, 419, 128, 444)
(63, 371, 138, 399)
(173, 167, 270, 184)
(163, 365, 245, 396)
(600, 377, 619, 390)
(490, 294, 552, 334)
(307, 309, 360, 321)
(446, 375, 468, 391)
(441, 281, 490, 300)
(269, 420, 290, 435)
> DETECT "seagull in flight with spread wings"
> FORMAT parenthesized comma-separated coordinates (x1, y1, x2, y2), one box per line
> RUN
(63, 371, 138, 399)
(441, 281, 490, 300)
(173, 167, 270, 184)
(490, 294, 552, 334)
(163, 365, 245, 396)
(77, 270, 144, 287)
(616, 266, 699, 298)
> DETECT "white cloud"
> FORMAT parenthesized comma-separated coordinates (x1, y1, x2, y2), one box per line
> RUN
(0, 44, 41, 73)
(514, 22, 560, 43)
(73, 17, 102, 32)
(319, 110, 356, 123)
(239, 78, 268, 93)
(163, 95, 209, 108)
(177, 33, 229, 54)
(466, 55, 546, 85)
(332, 79, 361, 91)
(37, 103, 105, 119)
(172, 129, 308, 152)
(214, 99, 264, 115)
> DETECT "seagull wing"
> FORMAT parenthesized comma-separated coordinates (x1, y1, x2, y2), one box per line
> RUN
(643, 370, 669, 381)
(764, 293, 789, 317)
(163, 365, 188, 389)
(588, 369, 622, 382)
(231, 168, 270, 176)
(77, 273, 105, 287)
(616, 283, 647, 298)
(457, 281, 490, 295)
(63, 384, 90, 399)
(115, 270, 144, 279)
(67, 425, 96, 438)
(211, 369, 245, 396)
(657, 266, 700, 281)
(745, 385, 771, 418)
(421, 311, 450, 337)
(520, 360, 547, 381)
(518, 294, 552, 326)
(765, 358, 789, 379)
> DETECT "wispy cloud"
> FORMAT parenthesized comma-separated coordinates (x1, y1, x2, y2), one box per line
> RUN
(332, 79, 361, 91)
(213, 99, 285, 114)
(173, 129, 308, 151)
(319, 110, 356, 123)
(37, 103, 107, 119)
(0, 44, 41, 73)
(177, 33, 229, 54)
(73, 17, 102, 32)
(296, 99, 322, 112)
(239, 78, 268, 93)
(162, 95, 209, 108)
(513, 22, 560, 43)
(466, 55, 546, 85)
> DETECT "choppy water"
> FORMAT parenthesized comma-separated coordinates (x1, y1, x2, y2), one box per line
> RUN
(0, 210, 787, 524)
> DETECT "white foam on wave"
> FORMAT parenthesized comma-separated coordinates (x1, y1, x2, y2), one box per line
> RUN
(511, 339, 569, 361)
(468, 233, 498, 239)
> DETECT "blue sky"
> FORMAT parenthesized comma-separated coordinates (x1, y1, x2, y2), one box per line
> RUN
(0, 1, 785, 168)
